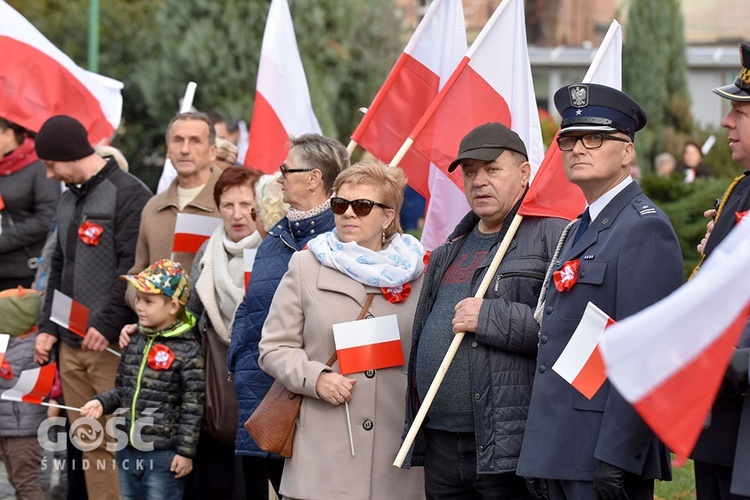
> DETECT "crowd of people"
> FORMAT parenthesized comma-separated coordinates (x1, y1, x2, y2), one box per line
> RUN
(0, 41, 750, 500)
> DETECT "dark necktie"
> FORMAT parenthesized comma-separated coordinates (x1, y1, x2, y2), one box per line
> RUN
(573, 208, 591, 244)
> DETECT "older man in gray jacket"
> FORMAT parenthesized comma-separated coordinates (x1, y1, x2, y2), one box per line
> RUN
(403, 122, 566, 499)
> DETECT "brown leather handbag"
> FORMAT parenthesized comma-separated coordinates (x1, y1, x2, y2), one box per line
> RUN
(244, 293, 375, 458)
(202, 321, 239, 445)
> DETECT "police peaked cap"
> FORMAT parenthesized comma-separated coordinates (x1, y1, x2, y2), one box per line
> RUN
(713, 42, 750, 102)
(554, 83, 647, 140)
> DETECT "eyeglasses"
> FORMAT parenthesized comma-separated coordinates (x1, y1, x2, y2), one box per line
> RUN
(250, 208, 257, 221)
(279, 164, 311, 177)
(556, 133, 631, 151)
(330, 197, 391, 217)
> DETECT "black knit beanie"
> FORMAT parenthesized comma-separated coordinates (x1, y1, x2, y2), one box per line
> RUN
(35, 115, 95, 161)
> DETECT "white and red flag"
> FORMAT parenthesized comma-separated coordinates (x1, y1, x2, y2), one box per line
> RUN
(243, 248, 258, 292)
(50, 290, 89, 338)
(1, 362, 56, 404)
(600, 217, 750, 457)
(402, 0, 543, 194)
(332, 314, 404, 375)
(243, 0, 321, 173)
(172, 213, 223, 254)
(0, 1, 123, 142)
(552, 302, 614, 399)
(519, 20, 621, 219)
(349, 0, 468, 249)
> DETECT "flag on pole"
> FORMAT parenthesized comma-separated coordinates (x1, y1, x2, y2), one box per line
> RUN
(1, 362, 57, 404)
(243, 0, 321, 173)
(519, 20, 622, 220)
(350, 0, 466, 193)
(599, 217, 750, 457)
(333, 315, 404, 375)
(404, 0, 543, 195)
(0, 1, 123, 142)
(243, 248, 258, 292)
(50, 290, 89, 337)
(172, 213, 223, 254)
(552, 302, 614, 399)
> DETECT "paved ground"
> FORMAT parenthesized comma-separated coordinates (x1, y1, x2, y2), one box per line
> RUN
(0, 458, 16, 499)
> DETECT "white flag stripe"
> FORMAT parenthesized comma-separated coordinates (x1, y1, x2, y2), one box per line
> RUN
(173, 213, 223, 236)
(50, 289, 73, 329)
(256, 0, 321, 137)
(1, 367, 43, 402)
(332, 314, 400, 350)
(0, 2, 123, 129)
(465, 0, 544, 172)
(600, 217, 750, 402)
(0, 334, 9, 355)
(243, 249, 258, 272)
(582, 20, 622, 87)
(552, 302, 609, 383)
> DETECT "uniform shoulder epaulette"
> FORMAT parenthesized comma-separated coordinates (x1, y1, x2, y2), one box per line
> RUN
(631, 199, 657, 217)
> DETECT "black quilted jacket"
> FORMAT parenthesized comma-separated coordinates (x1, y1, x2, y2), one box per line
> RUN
(95, 314, 205, 458)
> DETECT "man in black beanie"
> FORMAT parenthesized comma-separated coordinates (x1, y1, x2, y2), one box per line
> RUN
(33, 115, 151, 500)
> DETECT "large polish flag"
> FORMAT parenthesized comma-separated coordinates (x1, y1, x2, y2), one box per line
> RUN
(1, 362, 57, 405)
(600, 216, 750, 457)
(0, 1, 123, 143)
(552, 302, 614, 400)
(50, 290, 89, 338)
(349, 0, 468, 249)
(519, 20, 622, 219)
(402, 0, 543, 194)
(172, 213, 223, 254)
(333, 314, 404, 375)
(243, 0, 321, 173)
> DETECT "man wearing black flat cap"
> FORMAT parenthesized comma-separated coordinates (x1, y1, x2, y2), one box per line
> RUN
(691, 42, 750, 500)
(402, 122, 566, 498)
(33, 115, 151, 500)
(517, 84, 684, 500)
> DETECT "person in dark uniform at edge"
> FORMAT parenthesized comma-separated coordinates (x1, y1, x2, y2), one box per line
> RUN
(691, 41, 750, 500)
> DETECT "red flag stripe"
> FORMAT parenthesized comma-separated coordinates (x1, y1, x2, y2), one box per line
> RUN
(68, 300, 90, 338)
(172, 234, 212, 254)
(0, 37, 114, 142)
(20, 363, 56, 405)
(571, 346, 607, 400)
(244, 92, 289, 173)
(337, 340, 405, 376)
(633, 305, 749, 456)
(410, 58, 512, 189)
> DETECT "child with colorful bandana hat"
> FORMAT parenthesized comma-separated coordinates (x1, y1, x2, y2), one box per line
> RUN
(81, 259, 205, 500)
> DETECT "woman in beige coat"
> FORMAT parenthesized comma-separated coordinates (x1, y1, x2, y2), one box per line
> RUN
(258, 160, 426, 500)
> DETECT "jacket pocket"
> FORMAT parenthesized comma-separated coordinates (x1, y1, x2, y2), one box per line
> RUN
(576, 261, 607, 285)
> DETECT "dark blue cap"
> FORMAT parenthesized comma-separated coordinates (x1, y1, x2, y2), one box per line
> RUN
(554, 83, 647, 140)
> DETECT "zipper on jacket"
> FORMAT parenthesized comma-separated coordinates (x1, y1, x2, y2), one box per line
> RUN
(130, 336, 155, 444)
(494, 271, 545, 292)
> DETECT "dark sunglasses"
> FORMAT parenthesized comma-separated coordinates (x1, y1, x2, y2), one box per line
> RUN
(330, 197, 391, 217)
(279, 164, 311, 177)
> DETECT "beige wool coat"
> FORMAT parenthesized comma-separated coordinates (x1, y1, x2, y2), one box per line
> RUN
(126, 167, 221, 308)
(259, 250, 425, 500)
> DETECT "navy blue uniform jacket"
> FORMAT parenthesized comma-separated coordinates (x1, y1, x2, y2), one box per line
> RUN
(517, 181, 684, 481)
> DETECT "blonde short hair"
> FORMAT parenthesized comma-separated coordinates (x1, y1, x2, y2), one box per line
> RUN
(255, 172, 289, 231)
(333, 159, 407, 240)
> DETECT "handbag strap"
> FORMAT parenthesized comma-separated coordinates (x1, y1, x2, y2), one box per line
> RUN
(324, 293, 375, 367)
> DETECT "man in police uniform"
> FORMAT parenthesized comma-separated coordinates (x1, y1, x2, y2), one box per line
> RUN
(516, 83, 684, 499)
(691, 42, 750, 500)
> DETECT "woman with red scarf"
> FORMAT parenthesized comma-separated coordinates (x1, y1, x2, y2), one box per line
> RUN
(0, 118, 60, 290)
